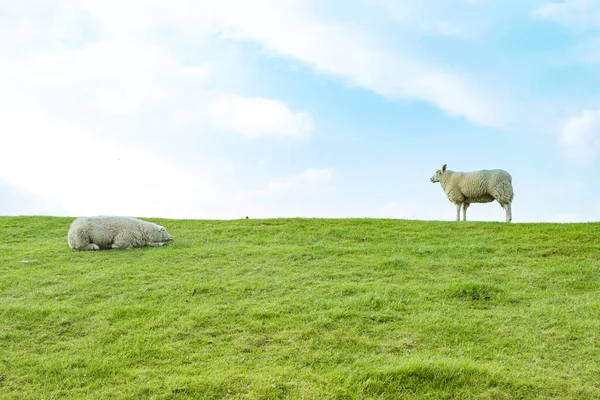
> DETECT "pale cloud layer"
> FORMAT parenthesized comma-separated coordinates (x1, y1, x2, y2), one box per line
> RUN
(210, 1, 506, 127)
(204, 94, 313, 140)
(0, 0, 559, 132)
(535, 0, 600, 28)
(31, 0, 505, 127)
(0, 19, 311, 137)
(366, 0, 491, 38)
(559, 109, 600, 162)
(268, 168, 335, 194)
(0, 0, 319, 218)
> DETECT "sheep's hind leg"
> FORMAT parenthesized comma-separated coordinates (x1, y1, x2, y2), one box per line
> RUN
(462, 203, 470, 221)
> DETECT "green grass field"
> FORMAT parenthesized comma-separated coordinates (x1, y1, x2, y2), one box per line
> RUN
(1, 216, 599, 399)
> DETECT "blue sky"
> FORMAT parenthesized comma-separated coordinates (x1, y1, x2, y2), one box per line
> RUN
(1, 0, 599, 222)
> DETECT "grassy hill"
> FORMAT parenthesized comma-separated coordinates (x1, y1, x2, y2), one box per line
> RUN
(1, 216, 599, 399)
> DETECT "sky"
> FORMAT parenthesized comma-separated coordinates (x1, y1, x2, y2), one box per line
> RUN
(1, 0, 600, 222)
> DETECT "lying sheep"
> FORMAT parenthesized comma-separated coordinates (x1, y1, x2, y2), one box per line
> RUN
(67, 216, 173, 250)
(430, 164, 514, 222)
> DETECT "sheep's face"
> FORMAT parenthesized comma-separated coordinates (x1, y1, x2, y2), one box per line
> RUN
(149, 225, 173, 243)
(158, 226, 173, 242)
(430, 170, 442, 183)
(430, 164, 447, 183)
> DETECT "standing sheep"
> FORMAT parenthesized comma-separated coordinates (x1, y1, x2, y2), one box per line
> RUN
(68, 216, 173, 250)
(430, 164, 514, 222)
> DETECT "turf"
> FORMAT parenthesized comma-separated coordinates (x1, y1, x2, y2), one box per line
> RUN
(1, 216, 599, 399)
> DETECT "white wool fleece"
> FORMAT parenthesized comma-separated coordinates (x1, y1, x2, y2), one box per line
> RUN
(68, 216, 173, 250)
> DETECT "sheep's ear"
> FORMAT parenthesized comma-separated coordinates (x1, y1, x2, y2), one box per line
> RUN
(442, 164, 447, 172)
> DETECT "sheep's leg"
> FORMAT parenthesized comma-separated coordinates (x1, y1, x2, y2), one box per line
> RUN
(462, 203, 470, 221)
(81, 243, 100, 251)
(455, 203, 462, 221)
(111, 243, 135, 249)
(504, 203, 512, 223)
(147, 242, 166, 247)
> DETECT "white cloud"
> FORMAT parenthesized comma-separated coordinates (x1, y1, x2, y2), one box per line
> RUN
(0, 1, 312, 135)
(559, 109, 600, 162)
(535, 0, 600, 28)
(51, 0, 501, 128)
(1, 39, 310, 138)
(366, 0, 489, 38)
(267, 168, 335, 194)
(0, 180, 65, 216)
(0, 96, 223, 218)
(203, 94, 313, 140)
(0, 0, 322, 218)
(207, 1, 504, 127)
(3, 0, 511, 129)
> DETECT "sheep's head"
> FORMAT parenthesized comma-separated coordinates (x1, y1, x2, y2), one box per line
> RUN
(149, 225, 173, 243)
(430, 164, 447, 183)
(159, 226, 173, 241)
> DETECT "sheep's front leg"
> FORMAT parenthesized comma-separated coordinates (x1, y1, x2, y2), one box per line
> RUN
(462, 203, 470, 221)
(111, 243, 134, 249)
(504, 203, 512, 223)
(147, 242, 166, 247)
(81, 243, 100, 250)
(455, 203, 462, 221)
